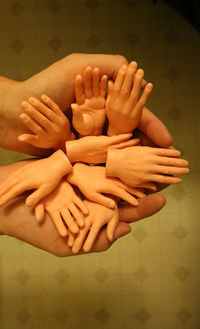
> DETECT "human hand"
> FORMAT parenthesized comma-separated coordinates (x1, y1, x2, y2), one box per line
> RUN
(18, 95, 74, 151)
(106, 62, 153, 136)
(71, 66, 107, 136)
(66, 133, 140, 164)
(106, 146, 190, 186)
(0, 150, 72, 208)
(68, 199, 119, 253)
(67, 163, 146, 208)
(34, 179, 88, 237)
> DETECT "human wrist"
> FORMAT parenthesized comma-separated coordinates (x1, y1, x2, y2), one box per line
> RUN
(106, 148, 121, 177)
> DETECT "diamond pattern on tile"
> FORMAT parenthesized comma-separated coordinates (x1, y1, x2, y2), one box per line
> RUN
(135, 308, 151, 323)
(124, 32, 140, 46)
(170, 186, 187, 201)
(173, 226, 188, 241)
(85, 0, 99, 11)
(177, 308, 192, 322)
(94, 267, 109, 283)
(164, 29, 179, 43)
(11, 38, 24, 53)
(87, 34, 101, 48)
(17, 310, 30, 324)
(55, 309, 70, 324)
(95, 308, 110, 324)
(54, 268, 69, 284)
(166, 67, 181, 82)
(134, 267, 149, 282)
(10, 1, 24, 16)
(132, 227, 147, 242)
(15, 269, 30, 285)
(175, 266, 190, 282)
(123, 0, 139, 7)
(167, 106, 183, 121)
(49, 37, 62, 50)
(47, 0, 61, 14)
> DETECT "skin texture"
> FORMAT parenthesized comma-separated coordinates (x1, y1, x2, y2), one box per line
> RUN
(106, 62, 153, 136)
(0, 161, 166, 256)
(106, 146, 190, 186)
(18, 95, 75, 151)
(71, 66, 107, 136)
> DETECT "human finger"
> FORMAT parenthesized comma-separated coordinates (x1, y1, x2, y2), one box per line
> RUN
(92, 67, 100, 97)
(99, 75, 108, 98)
(35, 202, 45, 223)
(83, 66, 92, 98)
(51, 211, 68, 237)
(60, 208, 79, 234)
(74, 75, 85, 105)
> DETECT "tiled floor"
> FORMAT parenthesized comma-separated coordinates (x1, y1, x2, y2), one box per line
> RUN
(0, 0, 199, 328)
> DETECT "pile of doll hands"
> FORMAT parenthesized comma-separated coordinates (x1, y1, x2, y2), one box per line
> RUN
(0, 62, 189, 253)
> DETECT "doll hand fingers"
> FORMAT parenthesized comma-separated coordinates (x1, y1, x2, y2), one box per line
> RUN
(73, 195, 89, 216)
(108, 185, 139, 206)
(107, 211, 119, 241)
(40, 95, 64, 118)
(83, 223, 101, 252)
(68, 202, 85, 228)
(18, 134, 40, 147)
(26, 185, 52, 207)
(67, 230, 76, 247)
(106, 80, 114, 104)
(92, 67, 100, 97)
(88, 192, 115, 209)
(51, 211, 68, 237)
(35, 202, 45, 223)
(61, 208, 79, 234)
(99, 75, 108, 98)
(0, 182, 26, 206)
(137, 182, 157, 191)
(74, 75, 85, 105)
(111, 137, 140, 149)
(20, 113, 44, 135)
(83, 66, 92, 98)
(72, 223, 90, 254)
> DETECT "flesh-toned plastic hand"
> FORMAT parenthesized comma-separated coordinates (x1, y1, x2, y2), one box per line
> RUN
(106, 62, 153, 136)
(66, 133, 140, 164)
(34, 179, 88, 237)
(106, 146, 190, 186)
(67, 163, 146, 208)
(71, 66, 107, 136)
(0, 150, 72, 208)
(18, 95, 74, 151)
(67, 199, 119, 253)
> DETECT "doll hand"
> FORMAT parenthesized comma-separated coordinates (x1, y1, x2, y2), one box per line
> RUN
(106, 146, 190, 186)
(0, 150, 72, 207)
(67, 163, 146, 208)
(106, 62, 153, 136)
(34, 179, 88, 237)
(71, 66, 107, 136)
(70, 199, 119, 253)
(66, 133, 140, 164)
(18, 95, 74, 150)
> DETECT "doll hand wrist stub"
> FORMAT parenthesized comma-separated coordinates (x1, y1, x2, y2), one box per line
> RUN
(0, 150, 72, 208)
(18, 95, 74, 150)
(65, 133, 140, 164)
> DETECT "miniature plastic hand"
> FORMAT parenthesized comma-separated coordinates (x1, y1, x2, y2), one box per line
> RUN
(106, 146, 190, 186)
(71, 66, 107, 136)
(69, 199, 119, 253)
(106, 62, 153, 136)
(67, 163, 146, 208)
(34, 179, 88, 237)
(18, 95, 74, 151)
(66, 133, 140, 164)
(0, 150, 72, 207)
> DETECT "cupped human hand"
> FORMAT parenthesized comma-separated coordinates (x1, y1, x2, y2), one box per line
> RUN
(106, 62, 153, 136)
(66, 133, 140, 164)
(71, 66, 107, 136)
(67, 163, 146, 209)
(34, 179, 88, 237)
(0, 150, 72, 208)
(18, 95, 74, 151)
(106, 146, 190, 186)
